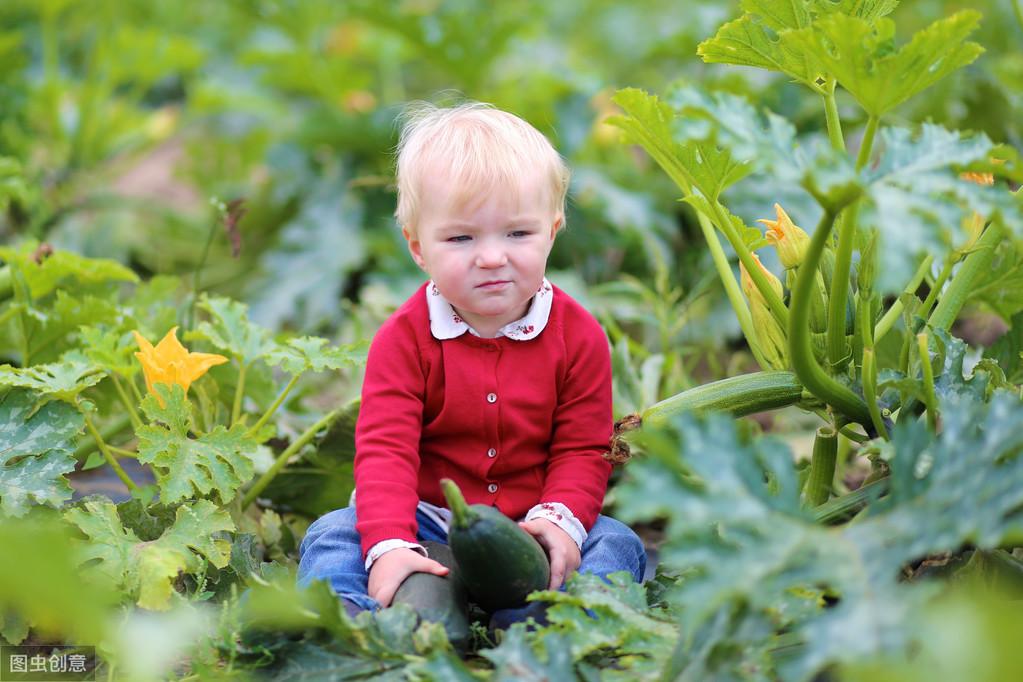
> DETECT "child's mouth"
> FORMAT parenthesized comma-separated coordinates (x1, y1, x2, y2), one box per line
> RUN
(477, 280, 510, 289)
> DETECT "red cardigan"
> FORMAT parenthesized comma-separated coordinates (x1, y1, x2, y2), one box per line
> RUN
(353, 282, 613, 557)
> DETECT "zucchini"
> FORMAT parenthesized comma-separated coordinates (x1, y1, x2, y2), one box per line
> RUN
(440, 478, 550, 613)
(643, 370, 805, 424)
(391, 540, 470, 652)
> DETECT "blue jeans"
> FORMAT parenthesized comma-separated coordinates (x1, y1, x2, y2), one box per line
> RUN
(298, 505, 647, 613)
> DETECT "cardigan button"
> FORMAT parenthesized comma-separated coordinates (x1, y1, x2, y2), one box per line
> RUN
(486, 392, 497, 403)
(487, 448, 497, 458)
(487, 483, 498, 493)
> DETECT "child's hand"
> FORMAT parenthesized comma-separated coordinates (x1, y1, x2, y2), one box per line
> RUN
(368, 547, 449, 607)
(518, 518, 581, 590)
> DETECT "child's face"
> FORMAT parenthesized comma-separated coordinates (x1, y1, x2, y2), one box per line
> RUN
(405, 167, 562, 337)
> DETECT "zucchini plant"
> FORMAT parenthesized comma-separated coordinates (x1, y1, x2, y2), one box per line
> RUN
(0, 241, 365, 638)
(608, 0, 1023, 509)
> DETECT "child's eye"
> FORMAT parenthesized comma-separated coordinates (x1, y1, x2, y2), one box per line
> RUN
(447, 235, 471, 243)
(509, 230, 531, 238)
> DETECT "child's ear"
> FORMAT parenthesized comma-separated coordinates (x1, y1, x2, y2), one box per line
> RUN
(550, 215, 564, 239)
(403, 226, 427, 270)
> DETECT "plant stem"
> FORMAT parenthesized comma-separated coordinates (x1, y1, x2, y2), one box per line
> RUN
(918, 255, 956, 320)
(81, 408, 138, 492)
(929, 222, 1003, 332)
(10, 266, 32, 367)
(808, 406, 868, 443)
(440, 478, 474, 529)
(874, 255, 933, 344)
(231, 362, 248, 427)
(789, 211, 872, 426)
(710, 200, 789, 328)
(823, 82, 846, 152)
(824, 115, 884, 369)
(110, 374, 142, 430)
(826, 202, 859, 369)
(805, 426, 839, 507)
(241, 408, 342, 510)
(108, 445, 136, 458)
(693, 207, 769, 368)
(128, 374, 145, 403)
(74, 413, 131, 460)
(814, 477, 889, 524)
(861, 349, 888, 440)
(855, 116, 880, 171)
(917, 333, 938, 431)
(193, 382, 215, 433)
(248, 373, 301, 438)
(613, 114, 774, 361)
(859, 292, 889, 439)
(897, 249, 946, 365)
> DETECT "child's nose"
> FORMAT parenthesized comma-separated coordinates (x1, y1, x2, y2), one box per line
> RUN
(475, 244, 508, 268)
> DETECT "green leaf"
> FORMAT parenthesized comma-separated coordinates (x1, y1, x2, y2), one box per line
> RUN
(0, 289, 120, 366)
(265, 336, 367, 376)
(0, 351, 104, 403)
(966, 241, 1023, 322)
(697, 0, 901, 92)
(137, 384, 258, 504)
(0, 513, 112, 643)
(0, 243, 138, 300)
(519, 572, 678, 677)
(189, 294, 277, 365)
(482, 626, 578, 682)
(929, 328, 1015, 403)
(787, 12, 983, 117)
(77, 326, 138, 376)
(241, 568, 461, 668)
(684, 195, 767, 251)
(0, 156, 29, 212)
(82, 451, 105, 471)
(121, 275, 184, 343)
(860, 125, 1023, 295)
(609, 88, 752, 201)
(825, 0, 899, 20)
(266, 642, 408, 681)
(697, 13, 820, 92)
(615, 393, 1023, 679)
(984, 311, 1023, 384)
(1, 611, 30, 646)
(739, 0, 813, 31)
(246, 178, 367, 330)
(665, 85, 798, 177)
(0, 389, 83, 517)
(64, 497, 234, 611)
(34, 291, 121, 363)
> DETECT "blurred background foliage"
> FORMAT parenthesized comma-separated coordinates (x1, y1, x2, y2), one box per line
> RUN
(1, 0, 1021, 403)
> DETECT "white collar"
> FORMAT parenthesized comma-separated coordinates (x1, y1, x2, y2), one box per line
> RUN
(426, 278, 554, 341)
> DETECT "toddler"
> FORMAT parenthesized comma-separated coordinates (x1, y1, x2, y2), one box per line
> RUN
(298, 101, 646, 625)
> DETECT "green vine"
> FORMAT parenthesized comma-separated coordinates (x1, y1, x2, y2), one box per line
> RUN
(929, 222, 1003, 331)
(788, 211, 871, 426)
(241, 408, 343, 510)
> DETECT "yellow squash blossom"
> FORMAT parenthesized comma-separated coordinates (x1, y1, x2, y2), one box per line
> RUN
(960, 168, 996, 250)
(740, 253, 784, 302)
(740, 255, 788, 370)
(959, 171, 994, 186)
(133, 326, 228, 399)
(757, 203, 810, 270)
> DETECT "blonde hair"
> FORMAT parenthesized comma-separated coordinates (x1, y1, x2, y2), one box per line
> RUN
(394, 101, 570, 235)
